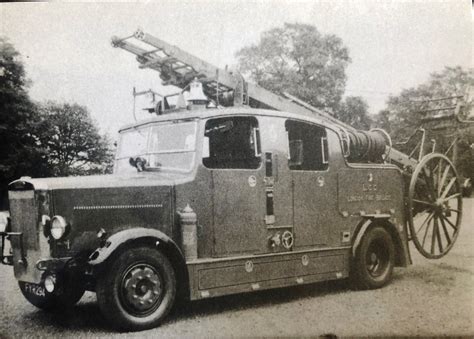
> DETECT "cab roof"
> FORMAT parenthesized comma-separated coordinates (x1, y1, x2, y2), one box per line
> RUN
(118, 107, 331, 133)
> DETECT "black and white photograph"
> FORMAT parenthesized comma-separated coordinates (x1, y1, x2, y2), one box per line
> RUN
(0, 0, 473, 337)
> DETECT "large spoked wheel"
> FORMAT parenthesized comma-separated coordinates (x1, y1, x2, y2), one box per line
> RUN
(408, 153, 463, 259)
(96, 246, 176, 331)
(351, 227, 395, 290)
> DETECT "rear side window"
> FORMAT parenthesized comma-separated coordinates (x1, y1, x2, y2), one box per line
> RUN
(285, 120, 329, 171)
(203, 117, 261, 169)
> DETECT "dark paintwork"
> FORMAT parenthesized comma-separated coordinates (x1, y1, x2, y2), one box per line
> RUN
(5, 107, 410, 301)
(187, 247, 349, 300)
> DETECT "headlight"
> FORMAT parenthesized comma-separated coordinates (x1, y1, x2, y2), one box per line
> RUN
(50, 215, 68, 240)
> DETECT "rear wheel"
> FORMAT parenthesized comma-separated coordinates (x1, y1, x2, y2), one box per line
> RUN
(96, 246, 176, 331)
(351, 227, 395, 290)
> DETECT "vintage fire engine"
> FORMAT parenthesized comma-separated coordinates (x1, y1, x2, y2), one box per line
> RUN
(0, 29, 464, 331)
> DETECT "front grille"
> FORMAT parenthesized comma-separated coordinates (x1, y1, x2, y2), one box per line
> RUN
(8, 190, 38, 250)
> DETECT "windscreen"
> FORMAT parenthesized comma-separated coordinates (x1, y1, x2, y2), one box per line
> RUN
(115, 120, 198, 174)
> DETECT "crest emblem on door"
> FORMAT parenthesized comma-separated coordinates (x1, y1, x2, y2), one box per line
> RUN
(282, 231, 294, 250)
(248, 175, 257, 187)
(245, 260, 254, 273)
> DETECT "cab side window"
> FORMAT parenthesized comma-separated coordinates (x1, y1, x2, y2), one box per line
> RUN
(285, 120, 328, 171)
(203, 117, 261, 169)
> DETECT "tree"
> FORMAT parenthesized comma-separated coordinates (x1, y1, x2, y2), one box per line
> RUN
(236, 23, 351, 113)
(0, 39, 114, 208)
(375, 66, 474, 180)
(37, 102, 114, 176)
(335, 96, 372, 130)
(376, 66, 473, 141)
(0, 37, 49, 208)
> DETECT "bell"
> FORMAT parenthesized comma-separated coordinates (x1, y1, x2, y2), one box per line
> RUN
(188, 78, 208, 109)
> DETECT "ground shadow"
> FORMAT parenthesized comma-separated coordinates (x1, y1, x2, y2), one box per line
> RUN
(19, 296, 108, 332)
(167, 278, 352, 323)
(19, 278, 353, 333)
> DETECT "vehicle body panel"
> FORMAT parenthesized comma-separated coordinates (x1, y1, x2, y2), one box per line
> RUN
(3, 107, 410, 303)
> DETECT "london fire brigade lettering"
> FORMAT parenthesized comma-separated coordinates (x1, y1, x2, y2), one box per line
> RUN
(347, 193, 391, 202)
(376, 194, 391, 201)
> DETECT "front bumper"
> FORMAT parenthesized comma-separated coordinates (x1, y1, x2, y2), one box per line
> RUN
(1, 231, 73, 270)
(0, 231, 25, 266)
(1, 231, 76, 288)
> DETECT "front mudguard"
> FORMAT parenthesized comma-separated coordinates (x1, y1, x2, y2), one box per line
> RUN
(87, 227, 189, 299)
(88, 227, 185, 271)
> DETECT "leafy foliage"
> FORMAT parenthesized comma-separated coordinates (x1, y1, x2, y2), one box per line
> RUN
(236, 23, 351, 113)
(335, 96, 372, 130)
(0, 37, 49, 207)
(375, 66, 474, 180)
(0, 39, 113, 208)
(37, 102, 114, 176)
(377, 66, 473, 140)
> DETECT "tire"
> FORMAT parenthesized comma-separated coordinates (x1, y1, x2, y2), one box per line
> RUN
(96, 246, 176, 331)
(351, 227, 395, 290)
(19, 275, 85, 311)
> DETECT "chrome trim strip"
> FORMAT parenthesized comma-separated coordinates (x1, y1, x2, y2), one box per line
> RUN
(187, 246, 351, 265)
(73, 204, 163, 210)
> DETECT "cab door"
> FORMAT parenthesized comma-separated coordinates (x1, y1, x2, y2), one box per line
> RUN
(286, 120, 337, 248)
(258, 117, 294, 252)
(203, 116, 265, 256)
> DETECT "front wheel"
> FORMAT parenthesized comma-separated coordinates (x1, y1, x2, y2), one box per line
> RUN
(96, 246, 176, 331)
(351, 227, 395, 290)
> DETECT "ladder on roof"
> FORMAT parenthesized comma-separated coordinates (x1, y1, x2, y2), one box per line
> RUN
(112, 29, 348, 125)
(111, 28, 415, 168)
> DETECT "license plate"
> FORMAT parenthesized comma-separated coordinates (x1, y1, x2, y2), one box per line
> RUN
(23, 282, 46, 297)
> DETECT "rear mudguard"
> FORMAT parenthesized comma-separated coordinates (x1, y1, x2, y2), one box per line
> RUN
(352, 218, 411, 267)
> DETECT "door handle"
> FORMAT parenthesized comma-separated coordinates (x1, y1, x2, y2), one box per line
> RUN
(273, 154, 278, 182)
(264, 152, 278, 182)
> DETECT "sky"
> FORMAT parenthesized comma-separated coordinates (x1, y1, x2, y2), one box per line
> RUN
(1, 1, 472, 140)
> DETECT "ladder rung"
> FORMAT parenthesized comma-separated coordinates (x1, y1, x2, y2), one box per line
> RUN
(139, 59, 163, 69)
(142, 48, 162, 56)
(139, 56, 177, 69)
(181, 71, 201, 79)
(173, 64, 191, 71)
(161, 57, 177, 64)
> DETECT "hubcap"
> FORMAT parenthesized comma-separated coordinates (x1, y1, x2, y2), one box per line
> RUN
(120, 263, 163, 316)
(366, 240, 388, 278)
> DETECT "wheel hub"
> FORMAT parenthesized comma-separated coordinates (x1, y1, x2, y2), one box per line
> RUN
(366, 239, 389, 278)
(122, 265, 162, 313)
(367, 252, 380, 273)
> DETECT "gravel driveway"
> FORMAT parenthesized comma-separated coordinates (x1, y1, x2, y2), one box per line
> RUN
(1, 199, 472, 337)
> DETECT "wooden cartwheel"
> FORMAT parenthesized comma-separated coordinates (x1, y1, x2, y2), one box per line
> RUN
(407, 153, 463, 259)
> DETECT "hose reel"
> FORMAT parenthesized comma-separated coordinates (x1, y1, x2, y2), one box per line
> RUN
(346, 128, 392, 163)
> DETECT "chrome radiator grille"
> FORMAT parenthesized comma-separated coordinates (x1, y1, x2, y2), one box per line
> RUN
(8, 190, 39, 250)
